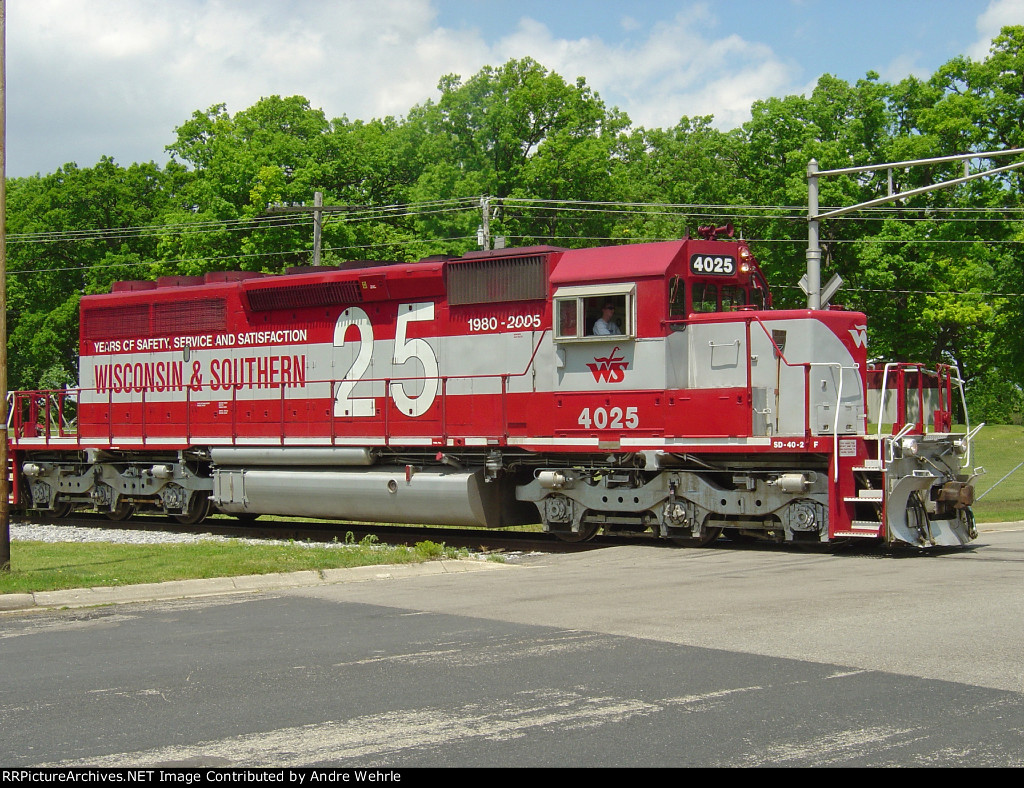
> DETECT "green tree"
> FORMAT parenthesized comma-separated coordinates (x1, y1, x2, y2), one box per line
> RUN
(608, 117, 742, 243)
(402, 58, 630, 249)
(163, 96, 332, 273)
(5, 158, 174, 388)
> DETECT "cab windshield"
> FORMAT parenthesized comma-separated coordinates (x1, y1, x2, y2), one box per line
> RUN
(672, 278, 750, 315)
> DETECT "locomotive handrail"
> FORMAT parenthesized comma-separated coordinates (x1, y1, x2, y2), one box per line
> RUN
(885, 422, 917, 465)
(957, 422, 984, 471)
(815, 360, 856, 483)
(873, 361, 974, 470)
(8, 388, 80, 442)
(874, 361, 932, 438)
(950, 366, 977, 469)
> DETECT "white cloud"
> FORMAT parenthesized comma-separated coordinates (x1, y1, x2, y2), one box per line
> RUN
(969, 0, 1024, 59)
(877, 53, 934, 85)
(9, 0, 995, 177)
(8, 1, 472, 173)
(9, 0, 803, 175)
(487, 11, 799, 130)
(620, 16, 642, 33)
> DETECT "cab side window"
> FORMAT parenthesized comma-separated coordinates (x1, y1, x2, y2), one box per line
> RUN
(553, 287, 633, 340)
(585, 296, 625, 336)
(691, 282, 718, 313)
(669, 276, 687, 317)
(556, 298, 579, 339)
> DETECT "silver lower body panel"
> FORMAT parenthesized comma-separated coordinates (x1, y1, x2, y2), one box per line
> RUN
(212, 466, 523, 528)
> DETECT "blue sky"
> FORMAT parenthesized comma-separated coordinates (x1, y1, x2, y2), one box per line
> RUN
(7, 0, 1022, 178)
(434, 0, 990, 83)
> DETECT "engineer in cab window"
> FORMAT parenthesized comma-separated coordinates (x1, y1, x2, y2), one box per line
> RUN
(593, 302, 621, 335)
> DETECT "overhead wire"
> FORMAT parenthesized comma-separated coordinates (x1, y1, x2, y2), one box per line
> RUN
(7, 235, 478, 276)
(10, 194, 1022, 245)
(7, 196, 483, 244)
(6, 195, 1023, 297)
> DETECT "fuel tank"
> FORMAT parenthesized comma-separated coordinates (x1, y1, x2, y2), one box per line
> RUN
(212, 465, 533, 528)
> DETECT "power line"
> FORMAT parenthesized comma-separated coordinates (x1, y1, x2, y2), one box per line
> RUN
(6, 197, 482, 244)
(8, 195, 1021, 245)
(497, 233, 1024, 246)
(772, 283, 1022, 299)
(6, 234, 478, 276)
(6, 195, 1024, 303)
(8, 217, 317, 244)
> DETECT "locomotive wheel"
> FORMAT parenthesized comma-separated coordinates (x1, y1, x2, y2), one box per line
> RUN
(671, 526, 723, 547)
(173, 494, 212, 526)
(553, 520, 600, 543)
(105, 501, 134, 521)
(49, 503, 75, 519)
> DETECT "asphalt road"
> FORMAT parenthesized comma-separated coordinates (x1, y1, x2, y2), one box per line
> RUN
(2, 527, 1023, 767)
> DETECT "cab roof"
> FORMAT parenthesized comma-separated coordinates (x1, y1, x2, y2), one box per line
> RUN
(549, 240, 689, 284)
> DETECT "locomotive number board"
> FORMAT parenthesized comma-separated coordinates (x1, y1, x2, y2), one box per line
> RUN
(689, 254, 736, 276)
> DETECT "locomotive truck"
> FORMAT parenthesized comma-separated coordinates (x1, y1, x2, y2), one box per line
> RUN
(9, 230, 979, 548)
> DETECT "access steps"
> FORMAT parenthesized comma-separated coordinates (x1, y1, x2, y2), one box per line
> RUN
(836, 458, 885, 538)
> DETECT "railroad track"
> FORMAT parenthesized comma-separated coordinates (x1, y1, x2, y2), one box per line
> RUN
(20, 513, 897, 555)
(14, 512, 642, 555)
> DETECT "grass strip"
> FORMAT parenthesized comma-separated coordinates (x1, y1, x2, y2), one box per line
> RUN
(0, 535, 473, 596)
(968, 424, 1024, 522)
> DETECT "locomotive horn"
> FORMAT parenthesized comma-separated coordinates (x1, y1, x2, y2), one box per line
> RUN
(696, 223, 735, 240)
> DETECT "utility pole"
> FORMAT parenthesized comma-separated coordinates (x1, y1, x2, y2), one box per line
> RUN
(266, 193, 369, 266)
(804, 160, 822, 310)
(312, 191, 322, 266)
(805, 148, 1024, 310)
(478, 196, 491, 250)
(1, 0, 10, 571)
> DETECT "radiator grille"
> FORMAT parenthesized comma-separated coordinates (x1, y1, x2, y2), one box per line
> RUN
(81, 304, 150, 339)
(447, 256, 547, 305)
(246, 281, 363, 311)
(153, 299, 227, 334)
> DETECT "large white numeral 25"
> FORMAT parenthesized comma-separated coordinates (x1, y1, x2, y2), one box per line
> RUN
(333, 303, 440, 418)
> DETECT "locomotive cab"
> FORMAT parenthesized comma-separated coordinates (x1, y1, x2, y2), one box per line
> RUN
(546, 235, 805, 444)
(667, 242, 771, 322)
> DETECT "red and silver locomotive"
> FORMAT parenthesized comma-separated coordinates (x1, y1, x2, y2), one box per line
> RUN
(9, 231, 979, 548)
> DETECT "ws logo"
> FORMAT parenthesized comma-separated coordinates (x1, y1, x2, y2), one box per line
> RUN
(587, 346, 629, 383)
